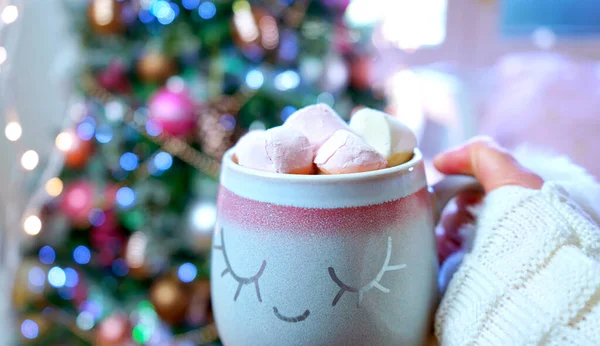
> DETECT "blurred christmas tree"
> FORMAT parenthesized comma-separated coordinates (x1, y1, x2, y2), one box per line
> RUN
(13, 0, 384, 344)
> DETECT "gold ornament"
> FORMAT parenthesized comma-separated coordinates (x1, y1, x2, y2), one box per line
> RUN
(88, 0, 125, 35)
(136, 51, 177, 83)
(12, 260, 46, 310)
(149, 276, 190, 325)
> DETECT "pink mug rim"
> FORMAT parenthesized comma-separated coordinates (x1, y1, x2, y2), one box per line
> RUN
(221, 147, 423, 184)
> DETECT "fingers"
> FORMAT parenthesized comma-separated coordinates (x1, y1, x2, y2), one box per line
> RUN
(433, 136, 543, 193)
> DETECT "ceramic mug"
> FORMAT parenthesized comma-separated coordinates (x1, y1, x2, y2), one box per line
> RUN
(211, 148, 479, 346)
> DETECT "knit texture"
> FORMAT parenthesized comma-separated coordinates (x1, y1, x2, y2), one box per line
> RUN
(435, 183, 600, 346)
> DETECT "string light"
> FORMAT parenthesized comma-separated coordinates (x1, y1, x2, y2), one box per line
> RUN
(1, 5, 18, 24)
(92, 0, 115, 26)
(233, 1, 259, 42)
(245, 69, 264, 89)
(55, 131, 74, 151)
(45, 178, 64, 197)
(21, 150, 39, 170)
(0, 46, 6, 65)
(4, 121, 22, 141)
(23, 215, 42, 236)
(20, 319, 39, 340)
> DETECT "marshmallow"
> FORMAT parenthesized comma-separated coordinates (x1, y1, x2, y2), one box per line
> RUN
(284, 103, 349, 153)
(349, 108, 416, 166)
(234, 131, 274, 172)
(265, 126, 314, 174)
(234, 127, 314, 174)
(315, 130, 387, 174)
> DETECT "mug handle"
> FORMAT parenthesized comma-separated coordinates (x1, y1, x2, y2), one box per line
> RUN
(431, 175, 483, 224)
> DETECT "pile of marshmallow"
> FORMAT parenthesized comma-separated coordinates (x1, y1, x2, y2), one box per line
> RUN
(233, 104, 417, 174)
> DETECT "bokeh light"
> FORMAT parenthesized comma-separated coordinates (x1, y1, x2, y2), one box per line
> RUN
(45, 178, 64, 197)
(120, 152, 139, 171)
(105, 101, 125, 122)
(116, 187, 136, 208)
(249, 120, 266, 131)
(55, 131, 74, 151)
(126, 232, 148, 269)
(316, 92, 335, 106)
(145, 119, 162, 137)
(76, 311, 95, 331)
(20, 319, 39, 340)
(154, 151, 173, 171)
(4, 121, 22, 141)
(274, 70, 300, 91)
(190, 201, 217, 233)
(112, 258, 129, 277)
(28, 266, 46, 287)
(0, 46, 6, 66)
(76, 118, 96, 141)
(1, 5, 18, 24)
(39, 246, 56, 265)
(280, 106, 297, 122)
(73, 245, 91, 265)
(245, 69, 264, 89)
(182, 0, 200, 10)
(48, 267, 67, 288)
(23, 215, 42, 236)
(219, 114, 236, 131)
(259, 15, 279, 49)
(88, 209, 106, 227)
(64, 268, 79, 288)
(95, 124, 113, 143)
(178, 262, 197, 283)
(21, 150, 39, 171)
(198, 1, 216, 19)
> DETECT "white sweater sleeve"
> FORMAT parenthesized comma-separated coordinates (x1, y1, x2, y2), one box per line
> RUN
(435, 182, 600, 346)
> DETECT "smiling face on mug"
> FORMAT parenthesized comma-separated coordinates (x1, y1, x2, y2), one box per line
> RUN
(211, 151, 439, 346)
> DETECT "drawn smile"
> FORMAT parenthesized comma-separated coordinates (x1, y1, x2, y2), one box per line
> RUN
(273, 307, 310, 323)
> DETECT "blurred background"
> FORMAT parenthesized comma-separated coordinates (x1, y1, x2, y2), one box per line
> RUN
(1, 0, 599, 344)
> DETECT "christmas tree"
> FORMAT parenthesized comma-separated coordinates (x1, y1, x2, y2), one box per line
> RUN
(13, 0, 383, 344)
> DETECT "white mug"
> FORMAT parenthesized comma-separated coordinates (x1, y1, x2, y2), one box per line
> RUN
(211, 148, 478, 345)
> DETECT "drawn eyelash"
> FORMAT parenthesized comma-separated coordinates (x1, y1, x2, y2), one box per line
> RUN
(328, 237, 406, 308)
(213, 228, 267, 302)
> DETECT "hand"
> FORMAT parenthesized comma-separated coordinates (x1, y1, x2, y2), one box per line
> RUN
(433, 137, 543, 263)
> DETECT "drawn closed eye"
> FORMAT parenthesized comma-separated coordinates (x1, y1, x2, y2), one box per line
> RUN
(328, 237, 406, 308)
(213, 228, 267, 302)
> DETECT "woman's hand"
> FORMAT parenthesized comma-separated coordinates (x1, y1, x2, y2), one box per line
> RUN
(433, 137, 543, 263)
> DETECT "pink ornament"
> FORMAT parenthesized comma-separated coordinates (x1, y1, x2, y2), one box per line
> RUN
(148, 87, 197, 136)
(60, 181, 117, 226)
(60, 181, 95, 226)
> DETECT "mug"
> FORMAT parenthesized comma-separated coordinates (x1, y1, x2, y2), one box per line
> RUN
(211, 148, 479, 345)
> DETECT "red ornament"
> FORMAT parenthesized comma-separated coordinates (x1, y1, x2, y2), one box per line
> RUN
(60, 181, 116, 227)
(90, 211, 125, 266)
(350, 56, 373, 91)
(65, 136, 95, 169)
(148, 87, 197, 137)
(97, 60, 131, 94)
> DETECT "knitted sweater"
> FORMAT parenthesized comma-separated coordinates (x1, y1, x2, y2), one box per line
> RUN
(435, 182, 600, 345)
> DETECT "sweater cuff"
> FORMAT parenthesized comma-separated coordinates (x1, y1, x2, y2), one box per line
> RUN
(436, 182, 600, 345)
